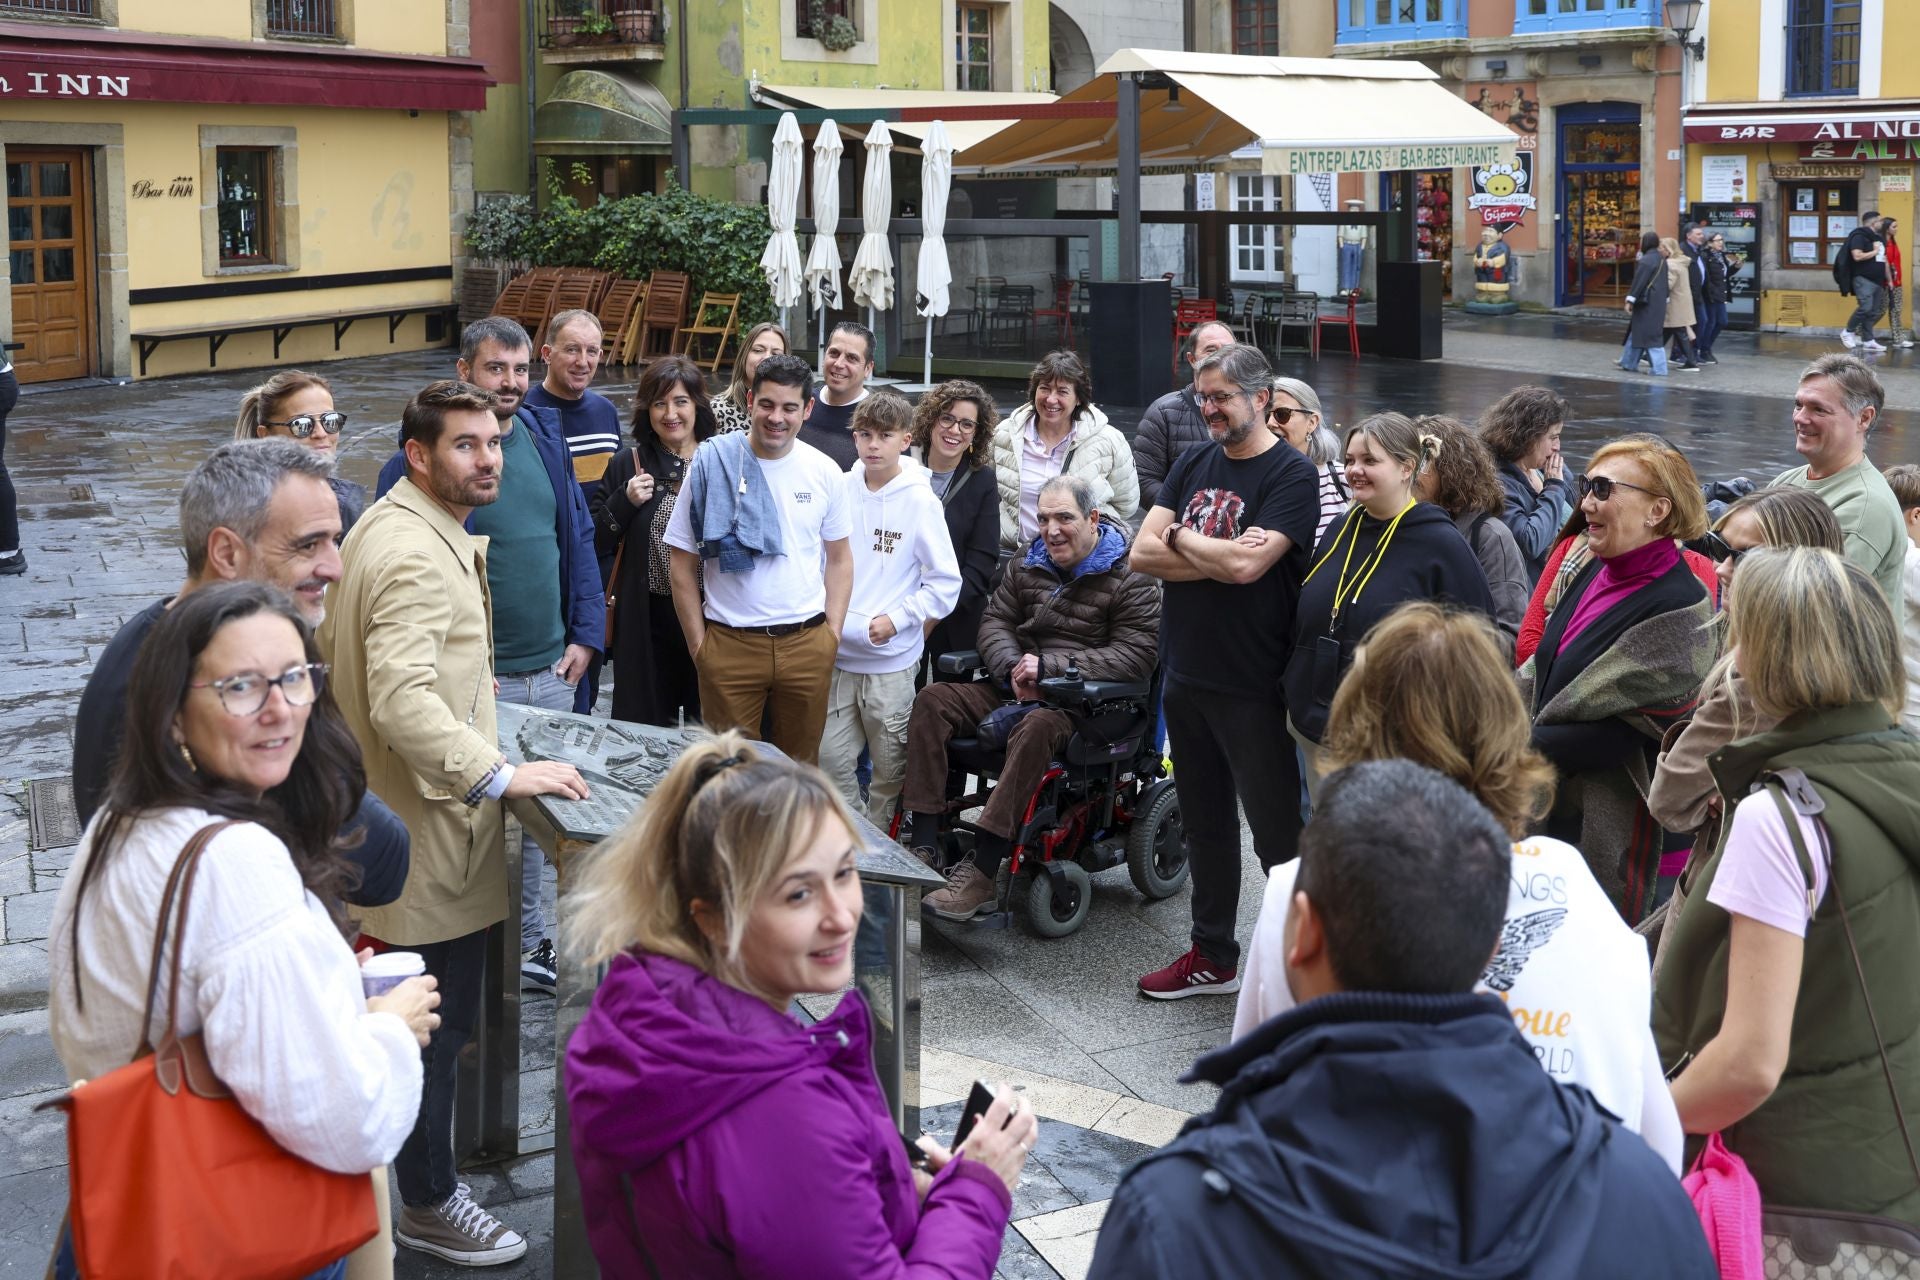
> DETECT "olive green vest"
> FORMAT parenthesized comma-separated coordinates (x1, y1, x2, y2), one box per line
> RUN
(1652, 703, 1920, 1219)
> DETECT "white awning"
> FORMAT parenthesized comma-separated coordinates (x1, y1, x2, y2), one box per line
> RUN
(750, 84, 1057, 154)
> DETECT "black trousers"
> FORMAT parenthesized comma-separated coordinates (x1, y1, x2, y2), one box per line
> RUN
(1163, 675, 1302, 970)
(0, 367, 18, 553)
(391, 927, 489, 1208)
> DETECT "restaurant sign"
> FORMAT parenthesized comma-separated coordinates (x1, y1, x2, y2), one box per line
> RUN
(1685, 115, 1920, 143)
(0, 69, 131, 98)
(1799, 139, 1920, 162)
(1264, 141, 1515, 177)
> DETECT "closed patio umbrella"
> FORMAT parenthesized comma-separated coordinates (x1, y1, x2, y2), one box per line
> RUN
(915, 120, 953, 387)
(803, 120, 844, 367)
(849, 120, 895, 328)
(760, 112, 805, 328)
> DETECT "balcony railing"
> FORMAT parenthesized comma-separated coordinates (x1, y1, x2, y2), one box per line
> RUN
(0, 0, 95, 14)
(1512, 0, 1662, 35)
(266, 0, 337, 37)
(1786, 20, 1861, 97)
(1336, 0, 1466, 46)
(536, 0, 665, 49)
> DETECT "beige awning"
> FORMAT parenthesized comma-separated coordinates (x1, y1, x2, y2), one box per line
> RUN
(954, 48, 1518, 177)
(751, 83, 1058, 154)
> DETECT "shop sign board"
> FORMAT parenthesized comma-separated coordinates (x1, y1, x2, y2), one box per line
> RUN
(1468, 153, 1536, 232)
(1883, 168, 1915, 193)
(1799, 139, 1920, 162)
(1686, 116, 1920, 143)
(1770, 164, 1866, 180)
(1264, 142, 1515, 177)
(0, 47, 489, 111)
(1701, 154, 1749, 202)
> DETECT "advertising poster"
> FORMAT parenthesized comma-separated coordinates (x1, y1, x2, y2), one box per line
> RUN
(1466, 81, 1539, 251)
(1701, 154, 1748, 202)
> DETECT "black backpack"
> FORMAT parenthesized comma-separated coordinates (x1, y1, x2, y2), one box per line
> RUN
(1834, 240, 1855, 295)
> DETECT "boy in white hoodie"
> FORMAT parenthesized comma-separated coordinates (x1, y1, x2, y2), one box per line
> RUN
(1886, 464, 1920, 734)
(820, 393, 962, 824)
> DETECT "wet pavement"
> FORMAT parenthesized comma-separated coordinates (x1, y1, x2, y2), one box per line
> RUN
(3, 309, 1918, 1279)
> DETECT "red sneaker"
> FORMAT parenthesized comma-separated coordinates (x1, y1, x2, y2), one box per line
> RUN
(1137, 946, 1240, 1000)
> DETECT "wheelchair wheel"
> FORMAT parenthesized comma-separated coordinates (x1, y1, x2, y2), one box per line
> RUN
(1126, 778, 1188, 899)
(1024, 861, 1092, 938)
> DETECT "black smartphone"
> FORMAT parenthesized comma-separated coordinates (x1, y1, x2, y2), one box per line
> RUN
(950, 1079, 999, 1149)
(901, 1129, 931, 1170)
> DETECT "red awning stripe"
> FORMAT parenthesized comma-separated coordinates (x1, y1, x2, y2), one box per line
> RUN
(0, 21, 493, 111)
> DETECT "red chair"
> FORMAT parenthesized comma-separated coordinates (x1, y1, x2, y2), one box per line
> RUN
(1172, 298, 1218, 375)
(1035, 275, 1076, 347)
(1312, 290, 1360, 360)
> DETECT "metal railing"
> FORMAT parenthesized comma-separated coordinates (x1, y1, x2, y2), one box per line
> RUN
(266, 0, 337, 37)
(534, 0, 666, 49)
(1786, 19, 1860, 96)
(0, 0, 95, 14)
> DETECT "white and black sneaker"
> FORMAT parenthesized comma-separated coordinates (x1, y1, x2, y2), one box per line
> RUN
(395, 1184, 528, 1266)
(521, 938, 557, 994)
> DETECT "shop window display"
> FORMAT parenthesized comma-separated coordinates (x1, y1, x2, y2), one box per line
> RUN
(1780, 180, 1857, 268)
(1560, 121, 1640, 302)
(1385, 170, 1453, 293)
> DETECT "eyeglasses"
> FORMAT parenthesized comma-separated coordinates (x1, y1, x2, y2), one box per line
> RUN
(936, 412, 980, 434)
(1701, 531, 1754, 565)
(1196, 389, 1249, 409)
(263, 412, 347, 439)
(1576, 474, 1660, 503)
(1267, 406, 1312, 425)
(189, 663, 328, 716)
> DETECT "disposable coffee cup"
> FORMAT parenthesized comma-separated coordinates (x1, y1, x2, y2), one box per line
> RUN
(362, 951, 425, 999)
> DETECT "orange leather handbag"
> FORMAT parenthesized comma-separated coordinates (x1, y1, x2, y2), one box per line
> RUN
(43, 822, 380, 1279)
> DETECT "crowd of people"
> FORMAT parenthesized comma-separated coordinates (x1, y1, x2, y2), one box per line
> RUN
(37, 301, 1920, 1278)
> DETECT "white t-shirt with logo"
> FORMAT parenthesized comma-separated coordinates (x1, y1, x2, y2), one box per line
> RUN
(663, 439, 851, 628)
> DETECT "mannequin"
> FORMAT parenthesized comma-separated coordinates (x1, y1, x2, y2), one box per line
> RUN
(1339, 199, 1368, 296)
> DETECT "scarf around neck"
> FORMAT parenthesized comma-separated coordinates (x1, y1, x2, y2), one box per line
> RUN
(1558, 536, 1681, 653)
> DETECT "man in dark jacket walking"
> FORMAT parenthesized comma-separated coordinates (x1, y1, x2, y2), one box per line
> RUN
(905, 473, 1160, 919)
(1132, 320, 1236, 510)
(1088, 760, 1715, 1280)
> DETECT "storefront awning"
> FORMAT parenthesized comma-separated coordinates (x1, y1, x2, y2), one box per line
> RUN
(751, 84, 1058, 155)
(535, 70, 673, 156)
(0, 19, 491, 111)
(954, 49, 1518, 177)
(1683, 102, 1920, 144)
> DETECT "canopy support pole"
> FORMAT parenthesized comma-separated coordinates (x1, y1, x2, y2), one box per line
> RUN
(1117, 73, 1141, 282)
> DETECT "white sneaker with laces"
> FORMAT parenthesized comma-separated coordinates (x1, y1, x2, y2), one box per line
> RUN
(1865, 339, 1888, 351)
(1841, 330, 1859, 348)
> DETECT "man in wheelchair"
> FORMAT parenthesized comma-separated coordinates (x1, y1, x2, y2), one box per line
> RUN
(901, 473, 1161, 922)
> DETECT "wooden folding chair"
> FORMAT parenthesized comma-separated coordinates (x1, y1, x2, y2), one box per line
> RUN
(619, 283, 652, 365)
(638, 271, 690, 361)
(517, 271, 563, 341)
(677, 292, 742, 373)
(596, 279, 646, 365)
(547, 269, 612, 341)
(489, 273, 531, 326)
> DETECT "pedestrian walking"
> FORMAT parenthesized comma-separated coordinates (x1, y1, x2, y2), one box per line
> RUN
(0, 350, 22, 576)
(1660, 236, 1701, 371)
(1695, 231, 1734, 362)
(236, 370, 365, 533)
(1879, 216, 1912, 347)
(1839, 209, 1889, 351)
(1620, 231, 1670, 375)
(1130, 344, 1321, 999)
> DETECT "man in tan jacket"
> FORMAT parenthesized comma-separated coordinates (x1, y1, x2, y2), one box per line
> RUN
(321, 379, 586, 1267)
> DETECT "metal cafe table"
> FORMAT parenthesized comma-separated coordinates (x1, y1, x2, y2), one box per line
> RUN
(479, 703, 945, 1277)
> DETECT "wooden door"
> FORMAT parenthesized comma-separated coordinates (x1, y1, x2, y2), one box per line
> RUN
(7, 148, 94, 383)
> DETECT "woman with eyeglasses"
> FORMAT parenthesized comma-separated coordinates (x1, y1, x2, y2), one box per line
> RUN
(714, 323, 790, 434)
(1696, 232, 1736, 363)
(1265, 377, 1349, 547)
(564, 732, 1035, 1279)
(48, 581, 438, 1280)
(237, 370, 364, 533)
(909, 379, 1001, 660)
(1645, 488, 1844, 955)
(1283, 412, 1494, 796)
(1520, 436, 1714, 924)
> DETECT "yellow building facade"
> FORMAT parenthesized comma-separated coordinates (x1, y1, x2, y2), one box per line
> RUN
(2, 0, 490, 382)
(1686, 0, 1919, 331)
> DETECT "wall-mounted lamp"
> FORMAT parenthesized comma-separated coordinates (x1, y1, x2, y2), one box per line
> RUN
(1666, 0, 1705, 60)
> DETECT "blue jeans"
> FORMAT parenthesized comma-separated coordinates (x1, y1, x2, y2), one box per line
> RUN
(1696, 299, 1727, 355)
(1339, 242, 1364, 292)
(496, 662, 576, 949)
(1620, 344, 1669, 375)
(54, 1228, 346, 1280)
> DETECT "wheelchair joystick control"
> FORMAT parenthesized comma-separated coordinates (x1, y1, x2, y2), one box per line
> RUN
(1059, 658, 1083, 696)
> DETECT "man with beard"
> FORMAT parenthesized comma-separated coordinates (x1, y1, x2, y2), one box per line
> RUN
(1128, 344, 1321, 999)
(321, 380, 589, 1268)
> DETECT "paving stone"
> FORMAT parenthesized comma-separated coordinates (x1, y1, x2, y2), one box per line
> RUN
(0, 1008, 64, 1101)
(3, 890, 59, 944)
(0, 1086, 71, 1178)
(0, 942, 49, 1014)
(0, 1162, 68, 1272)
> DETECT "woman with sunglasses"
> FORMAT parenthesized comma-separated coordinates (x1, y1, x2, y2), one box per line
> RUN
(237, 370, 364, 533)
(909, 379, 1001, 661)
(1646, 488, 1843, 952)
(48, 581, 439, 1279)
(1266, 377, 1349, 548)
(1520, 436, 1714, 924)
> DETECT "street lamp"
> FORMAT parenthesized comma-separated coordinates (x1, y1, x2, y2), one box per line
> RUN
(1667, 0, 1705, 60)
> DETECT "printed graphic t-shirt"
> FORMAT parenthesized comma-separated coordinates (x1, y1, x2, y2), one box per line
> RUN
(1156, 439, 1321, 698)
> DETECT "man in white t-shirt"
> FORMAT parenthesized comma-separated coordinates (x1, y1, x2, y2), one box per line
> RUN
(666, 352, 852, 764)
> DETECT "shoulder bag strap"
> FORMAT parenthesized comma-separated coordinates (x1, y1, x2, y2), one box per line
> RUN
(607, 448, 640, 600)
(1764, 775, 1920, 1190)
(135, 821, 240, 1060)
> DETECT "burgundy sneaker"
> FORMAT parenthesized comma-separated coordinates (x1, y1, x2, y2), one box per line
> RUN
(1137, 946, 1240, 1000)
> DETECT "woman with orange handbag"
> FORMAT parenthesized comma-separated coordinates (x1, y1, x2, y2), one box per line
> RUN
(48, 582, 439, 1279)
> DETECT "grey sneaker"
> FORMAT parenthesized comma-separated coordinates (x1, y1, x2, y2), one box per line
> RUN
(395, 1185, 527, 1266)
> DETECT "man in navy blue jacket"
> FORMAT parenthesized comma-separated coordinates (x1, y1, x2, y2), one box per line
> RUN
(1088, 761, 1715, 1280)
(377, 317, 604, 991)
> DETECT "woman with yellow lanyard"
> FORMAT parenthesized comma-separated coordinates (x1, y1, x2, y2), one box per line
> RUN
(1283, 412, 1495, 797)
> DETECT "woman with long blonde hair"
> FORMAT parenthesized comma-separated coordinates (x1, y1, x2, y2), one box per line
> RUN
(235, 369, 364, 531)
(714, 322, 790, 434)
(564, 733, 1034, 1278)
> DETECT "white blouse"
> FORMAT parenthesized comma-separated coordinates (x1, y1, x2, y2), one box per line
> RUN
(49, 807, 422, 1174)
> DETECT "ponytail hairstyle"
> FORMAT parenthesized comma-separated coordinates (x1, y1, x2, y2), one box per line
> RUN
(1346, 411, 1442, 489)
(235, 370, 332, 441)
(562, 731, 862, 1003)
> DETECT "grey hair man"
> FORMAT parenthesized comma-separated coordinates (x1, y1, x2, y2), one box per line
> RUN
(1130, 342, 1325, 1000)
(1133, 319, 1238, 509)
(525, 307, 622, 504)
(70, 439, 410, 910)
(1776, 352, 1905, 608)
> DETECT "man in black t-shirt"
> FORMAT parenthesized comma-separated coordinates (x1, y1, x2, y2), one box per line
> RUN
(1843, 209, 1889, 352)
(798, 320, 874, 470)
(1128, 344, 1321, 1000)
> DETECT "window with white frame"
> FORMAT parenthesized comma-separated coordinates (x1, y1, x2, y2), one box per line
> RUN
(1230, 174, 1286, 283)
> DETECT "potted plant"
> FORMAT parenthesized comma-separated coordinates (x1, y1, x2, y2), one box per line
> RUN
(611, 3, 656, 42)
(548, 0, 591, 46)
(809, 0, 857, 51)
(580, 11, 617, 42)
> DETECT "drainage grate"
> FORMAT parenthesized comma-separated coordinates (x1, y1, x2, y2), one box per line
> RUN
(12, 483, 93, 503)
(26, 776, 81, 850)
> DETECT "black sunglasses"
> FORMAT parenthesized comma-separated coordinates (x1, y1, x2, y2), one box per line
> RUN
(1267, 405, 1312, 425)
(1576, 474, 1658, 503)
(264, 411, 347, 439)
(1701, 531, 1752, 565)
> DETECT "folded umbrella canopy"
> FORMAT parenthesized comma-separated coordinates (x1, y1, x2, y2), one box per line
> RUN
(803, 120, 844, 315)
(915, 120, 953, 387)
(759, 112, 805, 320)
(849, 120, 895, 320)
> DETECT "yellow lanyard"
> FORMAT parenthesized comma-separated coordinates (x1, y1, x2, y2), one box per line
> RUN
(1304, 501, 1414, 626)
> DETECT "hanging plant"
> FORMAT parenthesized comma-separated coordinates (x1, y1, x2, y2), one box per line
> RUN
(810, 0, 858, 51)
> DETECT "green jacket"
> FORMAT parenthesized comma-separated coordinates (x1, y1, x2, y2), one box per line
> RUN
(1652, 703, 1920, 1218)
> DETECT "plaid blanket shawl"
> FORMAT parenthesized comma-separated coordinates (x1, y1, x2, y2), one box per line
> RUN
(1520, 594, 1719, 923)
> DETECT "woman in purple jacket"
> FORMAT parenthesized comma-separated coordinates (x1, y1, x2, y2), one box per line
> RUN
(563, 732, 1036, 1278)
